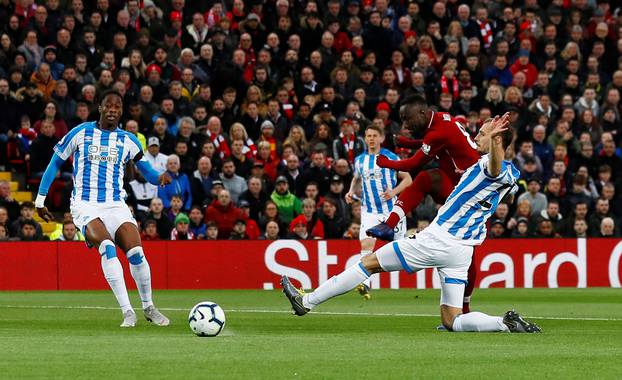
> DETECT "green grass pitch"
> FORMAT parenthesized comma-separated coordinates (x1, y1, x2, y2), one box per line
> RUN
(1, 288, 621, 379)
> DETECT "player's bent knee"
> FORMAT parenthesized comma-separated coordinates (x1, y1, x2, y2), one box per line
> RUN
(126, 246, 145, 265)
(440, 305, 462, 331)
(361, 254, 382, 274)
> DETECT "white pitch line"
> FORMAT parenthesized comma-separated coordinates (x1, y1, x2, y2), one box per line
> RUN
(0, 304, 620, 321)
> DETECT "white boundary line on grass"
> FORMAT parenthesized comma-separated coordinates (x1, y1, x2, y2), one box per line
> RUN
(0, 304, 620, 321)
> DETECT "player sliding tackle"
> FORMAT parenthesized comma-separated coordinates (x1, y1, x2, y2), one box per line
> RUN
(36, 91, 171, 327)
(282, 113, 542, 333)
(367, 95, 482, 313)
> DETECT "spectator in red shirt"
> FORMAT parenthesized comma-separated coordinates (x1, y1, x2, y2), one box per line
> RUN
(510, 49, 538, 88)
(204, 189, 245, 239)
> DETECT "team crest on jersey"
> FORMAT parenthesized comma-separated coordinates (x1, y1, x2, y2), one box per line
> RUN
(443, 114, 451, 121)
(421, 143, 431, 155)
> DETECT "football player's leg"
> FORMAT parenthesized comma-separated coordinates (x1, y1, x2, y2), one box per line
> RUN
(438, 272, 508, 332)
(85, 219, 133, 315)
(301, 244, 398, 310)
(431, 169, 477, 313)
(116, 223, 153, 310)
(463, 261, 477, 313)
(384, 170, 433, 228)
(357, 236, 375, 299)
(116, 222, 170, 326)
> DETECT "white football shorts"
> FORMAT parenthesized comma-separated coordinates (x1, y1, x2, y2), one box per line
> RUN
(70, 200, 137, 240)
(374, 226, 473, 308)
(359, 211, 406, 241)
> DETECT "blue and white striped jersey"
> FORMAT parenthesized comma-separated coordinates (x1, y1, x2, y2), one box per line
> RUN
(431, 154, 519, 246)
(354, 148, 399, 215)
(54, 121, 143, 203)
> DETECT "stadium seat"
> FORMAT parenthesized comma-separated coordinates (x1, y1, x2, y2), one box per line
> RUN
(9, 181, 18, 192)
(14, 191, 33, 202)
(40, 222, 57, 235)
(0, 172, 11, 180)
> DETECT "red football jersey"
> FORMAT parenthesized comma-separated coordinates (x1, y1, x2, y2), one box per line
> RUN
(421, 112, 481, 182)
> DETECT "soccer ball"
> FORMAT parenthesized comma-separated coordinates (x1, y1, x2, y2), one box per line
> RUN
(188, 302, 226, 337)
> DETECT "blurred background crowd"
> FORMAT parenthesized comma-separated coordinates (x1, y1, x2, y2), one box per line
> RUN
(0, 0, 620, 241)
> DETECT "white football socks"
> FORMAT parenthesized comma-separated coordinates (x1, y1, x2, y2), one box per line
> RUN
(126, 246, 154, 310)
(360, 250, 373, 287)
(99, 240, 133, 314)
(303, 261, 370, 309)
(452, 312, 510, 332)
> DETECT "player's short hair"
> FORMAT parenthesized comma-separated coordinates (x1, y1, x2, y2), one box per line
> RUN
(365, 124, 384, 136)
(100, 90, 123, 104)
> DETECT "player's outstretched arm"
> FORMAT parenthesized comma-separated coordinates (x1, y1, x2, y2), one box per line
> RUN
(135, 156, 172, 187)
(35, 153, 66, 222)
(377, 149, 433, 172)
(488, 113, 510, 178)
(393, 135, 423, 149)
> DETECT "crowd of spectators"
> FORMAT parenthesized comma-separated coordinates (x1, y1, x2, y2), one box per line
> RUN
(0, 0, 621, 241)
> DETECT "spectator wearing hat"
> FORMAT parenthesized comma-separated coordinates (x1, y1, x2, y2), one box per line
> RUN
(290, 197, 324, 239)
(332, 119, 365, 165)
(229, 219, 249, 240)
(358, 65, 383, 105)
(144, 136, 169, 174)
(488, 219, 507, 239)
(205, 189, 245, 239)
(170, 212, 195, 240)
(375, 101, 399, 135)
(271, 175, 302, 225)
(287, 216, 313, 239)
(237, 200, 260, 239)
(325, 174, 349, 223)
(258, 120, 280, 159)
(511, 217, 531, 238)
(151, 46, 181, 84)
(42, 45, 64, 80)
(510, 49, 539, 88)
(517, 177, 548, 217)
